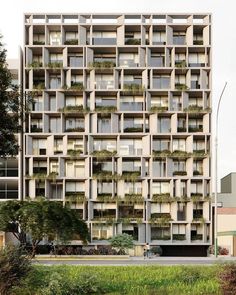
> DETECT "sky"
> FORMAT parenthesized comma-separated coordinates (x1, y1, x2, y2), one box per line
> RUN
(0, 0, 236, 191)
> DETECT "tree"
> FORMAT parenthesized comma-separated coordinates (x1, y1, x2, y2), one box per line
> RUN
(0, 35, 20, 156)
(109, 233, 134, 254)
(0, 246, 31, 295)
(0, 200, 89, 256)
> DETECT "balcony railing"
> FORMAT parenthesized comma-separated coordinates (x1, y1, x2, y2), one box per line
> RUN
(69, 57, 83, 67)
(150, 57, 164, 67)
(120, 102, 143, 111)
(173, 234, 186, 240)
(119, 59, 138, 67)
(125, 38, 141, 45)
(153, 78, 170, 89)
(173, 36, 186, 45)
(92, 38, 117, 45)
(95, 81, 114, 90)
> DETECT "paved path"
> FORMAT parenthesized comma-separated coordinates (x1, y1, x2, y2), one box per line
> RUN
(33, 256, 236, 266)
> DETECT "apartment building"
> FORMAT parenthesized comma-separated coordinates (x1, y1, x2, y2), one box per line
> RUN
(20, 13, 213, 255)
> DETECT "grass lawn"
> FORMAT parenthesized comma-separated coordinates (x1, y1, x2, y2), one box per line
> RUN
(13, 265, 222, 295)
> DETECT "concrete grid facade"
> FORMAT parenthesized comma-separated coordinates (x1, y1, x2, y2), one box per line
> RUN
(2, 13, 213, 254)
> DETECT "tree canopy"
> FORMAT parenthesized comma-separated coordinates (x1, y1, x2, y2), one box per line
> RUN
(109, 233, 134, 254)
(0, 199, 89, 255)
(0, 34, 21, 157)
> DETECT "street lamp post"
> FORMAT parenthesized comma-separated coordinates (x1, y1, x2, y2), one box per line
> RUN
(214, 82, 227, 258)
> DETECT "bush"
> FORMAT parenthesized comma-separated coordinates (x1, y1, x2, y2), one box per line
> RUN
(0, 246, 31, 295)
(218, 263, 236, 295)
(208, 245, 229, 256)
(151, 246, 163, 256)
(109, 233, 134, 254)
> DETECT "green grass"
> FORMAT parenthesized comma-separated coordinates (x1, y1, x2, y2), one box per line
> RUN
(13, 265, 222, 295)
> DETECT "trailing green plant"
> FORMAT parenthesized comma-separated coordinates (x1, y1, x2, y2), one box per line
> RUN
(175, 60, 187, 68)
(67, 149, 83, 157)
(121, 171, 140, 181)
(89, 61, 116, 69)
(46, 61, 63, 68)
(149, 213, 172, 225)
(33, 82, 45, 90)
(150, 106, 168, 112)
(118, 217, 143, 224)
(173, 234, 186, 240)
(125, 38, 141, 45)
(94, 105, 117, 113)
(152, 149, 171, 158)
(64, 39, 78, 45)
(0, 246, 31, 295)
(65, 127, 85, 132)
(65, 194, 86, 204)
(93, 171, 120, 181)
(28, 61, 43, 68)
(173, 170, 187, 176)
(184, 105, 203, 113)
(33, 40, 45, 45)
(152, 193, 173, 203)
(170, 150, 192, 158)
(124, 127, 143, 133)
(123, 83, 144, 93)
(63, 82, 84, 91)
(175, 83, 189, 91)
(91, 149, 117, 159)
(58, 105, 88, 113)
(192, 149, 208, 157)
(118, 194, 144, 204)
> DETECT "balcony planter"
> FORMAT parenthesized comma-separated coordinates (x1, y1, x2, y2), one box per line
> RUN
(89, 61, 116, 69)
(170, 150, 192, 159)
(191, 234, 203, 241)
(118, 194, 144, 204)
(149, 216, 172, 227)
(123, 84, 144, 94)
(175, 83, 189, 91)
(67, 149, 83, 157)
(192, 217, 205, 223)
(175, 60, 187, 68)
(63, 83, 84, 91)
(31, 126, 43, 133)
(177, 127, 186, 132)
(193, 170, 203, 176)
(65, 193, 86, 204)
(93, 172, 119, 181)
(121, 171, 140, 181)
(124, 127, 143, 133)
(46, 62, 63, 68)
(117, 217, 143, 224)
(58, 105, 89, 113)
(173, 171, 187, 176)
(64, 39, 78, 45)
(184, 105, 203, 113)
(188, 126, 203, 133)
(28, 61, 43, 68)
(33, 83, 45, 90)
(91, 150, 117, 159)
(151, 235, 171, 241)
(97, 194, 117, 203)
(94, 106, 117, 113)
(150, 106, 168, 113)
(192, 150, 207, 158)
(152, 193, 173, 203)
(65, 127, 85, 132)
(191, 194, 204, 202)
(193, 40, 203, 45)
(173, 234, 186, 241)
(92, 217, 117, 224)
(125, 38, 141, 45)
(152, 150, 171, 158)
(33, 40, 45, 45)
(174, 196, 190, 203)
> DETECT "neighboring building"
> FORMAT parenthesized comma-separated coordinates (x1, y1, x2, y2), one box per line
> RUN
(1, 13, 212, 255)
(217, 173, 236, 256)
(0, 58, 23, 247)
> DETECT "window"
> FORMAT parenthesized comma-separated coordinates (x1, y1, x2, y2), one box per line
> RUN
(173, 139, 186, 151)
(49, 96, 56, 111)
(152, 182, 170, 194)
(50, 118, 61, 133)
(33, 139, 46, 155)
(49, 31, 61, 45)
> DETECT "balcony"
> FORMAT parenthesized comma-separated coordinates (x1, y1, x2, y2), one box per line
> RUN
(64, 39, 78, 45)
(90, 59, 116, 69)
(123, 83, 144, 94)
(92, 38, 117, 45)
(123, 125, 143, 133)
(175, 60, 187, 68)
(173, 171, 187, 176)
(31, 125, 43, 133)
(175, 83, 189, 91)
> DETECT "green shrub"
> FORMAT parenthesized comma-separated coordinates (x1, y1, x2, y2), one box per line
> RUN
(0, 246, 31, 295)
